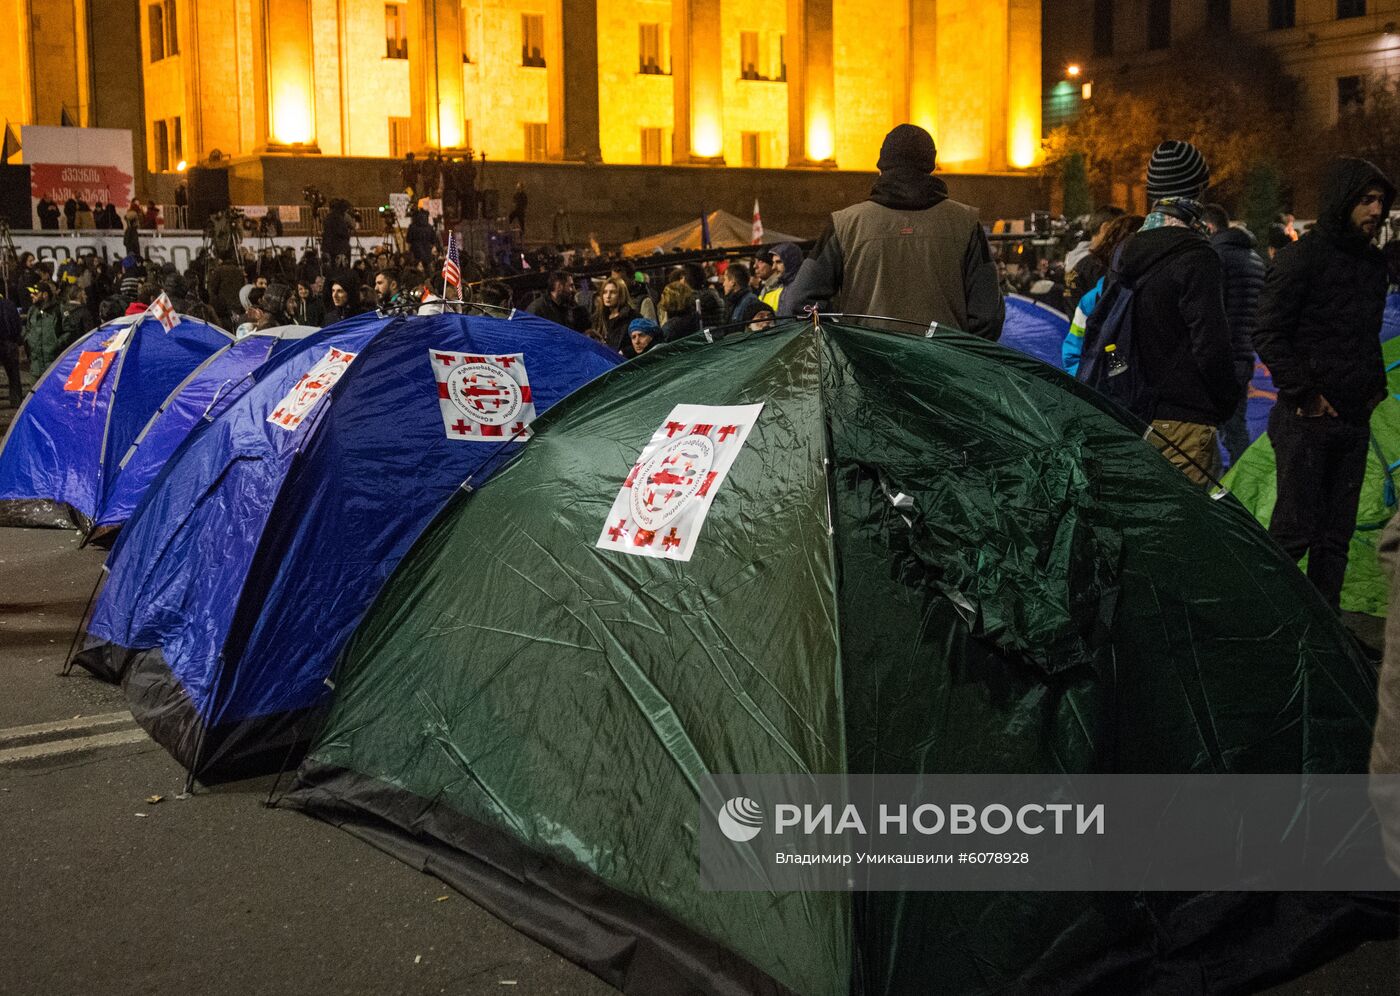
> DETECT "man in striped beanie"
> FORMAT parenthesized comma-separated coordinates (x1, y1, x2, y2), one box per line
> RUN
(1081, 139, 1239, 484)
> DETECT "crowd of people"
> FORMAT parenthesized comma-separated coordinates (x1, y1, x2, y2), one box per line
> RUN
(6, 123, 1400, 630)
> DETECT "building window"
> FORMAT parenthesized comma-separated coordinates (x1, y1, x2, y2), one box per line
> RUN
(460, 5, 473, 62)
(389, 116, 410, 157)
(1207, 0, 1230, 27)
(385, 3, 408, 59)
(640, 127, 664, 164)
(522, 13, 545, 67)
(740, 31, 759, 79)
(147, 3, 165, 62)
(1338, 75, 1366, 115)
(152, 119, 169, 171)
(171, 117, 182, 163)
(739, 31, 783, 80)
(741, 132, 764, 168)
(164, 0, 178, 55)
(1268, 0, 1296, 29)
(1092, 0, 1114, 56)
(524, 122, 547, 161)
(1146, 0, 1171, 50)
(639, 23, 668, 74)
(1337, 0, 1365, 18)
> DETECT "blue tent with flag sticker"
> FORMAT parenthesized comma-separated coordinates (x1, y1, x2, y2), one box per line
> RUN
(90, 325, 320, 539)
(0, 312, 232, 532)
(74, 310, 621, 783)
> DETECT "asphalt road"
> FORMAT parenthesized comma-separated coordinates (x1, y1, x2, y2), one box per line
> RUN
(0, 523, 1395, 995)
(0, 527, 609, 996)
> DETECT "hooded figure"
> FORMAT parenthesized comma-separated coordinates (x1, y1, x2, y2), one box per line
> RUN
(781, 123, 1003, 337)
(1253, 156, 1396, 612)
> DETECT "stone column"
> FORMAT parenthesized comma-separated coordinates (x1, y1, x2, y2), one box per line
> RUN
(552, 0, 601, 161)
(253, 0, 319, 151)
(786, 0, 835, 167)
(671, 0, 724, 164)
(1005, 0, 1040, 168)
(409, 0, 467, 151)
(905, 0, 937, 140)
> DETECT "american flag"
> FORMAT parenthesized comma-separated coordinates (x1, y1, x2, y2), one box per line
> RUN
(443, 230, 461, 290)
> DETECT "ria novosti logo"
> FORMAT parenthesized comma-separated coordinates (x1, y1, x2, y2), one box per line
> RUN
(717, 797, 764, 842)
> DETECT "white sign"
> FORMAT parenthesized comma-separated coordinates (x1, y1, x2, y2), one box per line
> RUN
(428, 349, 536, 442)
(596, 403, 763, 562)
(267, 347, 358, 431)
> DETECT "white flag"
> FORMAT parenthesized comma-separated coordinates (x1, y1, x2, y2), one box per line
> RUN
(751, 199, 764, 245)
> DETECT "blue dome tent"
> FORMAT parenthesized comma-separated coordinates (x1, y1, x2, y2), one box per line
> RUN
(0, 313, 232, 532)
(75, 311, 621, 783)
(998, 293, 1070, 368)
(91, 324, 322, 537)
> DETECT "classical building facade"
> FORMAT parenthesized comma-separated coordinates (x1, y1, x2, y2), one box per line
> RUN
(1043, 0, 1400, 135)
(5, 0, 1041, 176)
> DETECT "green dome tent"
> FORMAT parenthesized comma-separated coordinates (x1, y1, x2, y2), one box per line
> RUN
(1224, 335, 1400, 617)
(285, 320, 1384, 994)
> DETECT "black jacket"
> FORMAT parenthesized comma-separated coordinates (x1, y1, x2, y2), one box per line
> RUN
(1254, 157, 1395, 425)
(1088, 224, 1239, 424)
(526, 293, 589, 333)
(1210, 226, 1266, 381)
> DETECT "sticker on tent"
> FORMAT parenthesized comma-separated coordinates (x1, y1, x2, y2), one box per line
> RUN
(427, 350, 536, 441)
(63, 351, 115, 393)
(267, 347, 358, 431)
(596, 403, 764, 562)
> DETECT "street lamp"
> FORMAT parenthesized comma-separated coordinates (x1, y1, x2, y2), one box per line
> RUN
(1066, 63, 1082, 78)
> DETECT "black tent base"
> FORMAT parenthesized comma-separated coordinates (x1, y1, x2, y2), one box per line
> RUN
(282, 763, 794, 996)
(76, 639, 319, 784)
(0, 498, 91, 531)
(282, 764, 1397, 995)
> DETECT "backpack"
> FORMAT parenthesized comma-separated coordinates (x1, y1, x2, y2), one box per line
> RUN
(1076, 240, 1189, 422)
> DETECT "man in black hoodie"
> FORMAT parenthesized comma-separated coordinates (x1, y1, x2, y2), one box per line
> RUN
(1084, 140, 1239, 484)
(781, 123, 1003, 337)
(1254, 157, 1395, 611)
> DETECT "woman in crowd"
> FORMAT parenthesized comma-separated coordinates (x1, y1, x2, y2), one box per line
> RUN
(590, 276, 637, 356)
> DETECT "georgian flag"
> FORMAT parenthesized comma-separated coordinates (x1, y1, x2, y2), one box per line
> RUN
(147, 291, 179, 332)
(596, 403, 763, 562)
(428, 349, 536, 442)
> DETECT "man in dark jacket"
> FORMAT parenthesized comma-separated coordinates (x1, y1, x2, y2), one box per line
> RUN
(782, 124, 1003, 338)
(0, 295, 22, 405)
(1254, 157, 1395, 611)
(722, 262, 760, 326)
(406, 208, 439, 269)
(1085, 140, 1239, 484)
(1202, 204, 1267, 464)
(525, 271, 589, 332)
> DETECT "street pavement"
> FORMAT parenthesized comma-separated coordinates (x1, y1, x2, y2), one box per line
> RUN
(0, 523, 1395, 995)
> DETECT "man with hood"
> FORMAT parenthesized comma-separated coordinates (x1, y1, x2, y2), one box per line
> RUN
(1083, 140, 1238, 484)
(781, 123, 1003, 338)
(759, 243, 802, 314)
(1254, 156, 1395, 612)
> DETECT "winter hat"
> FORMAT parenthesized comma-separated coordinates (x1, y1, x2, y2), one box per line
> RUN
(1146, 140, 1210, 203)
(877, 124, 938, 173)
(628, 317, 660, 337)
(119, 275, 141, 298)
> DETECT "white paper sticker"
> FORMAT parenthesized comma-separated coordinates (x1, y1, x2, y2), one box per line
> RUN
(595, 403, 764, 562)
(267, 346, 357, 431)
(428, 349, 536, 442)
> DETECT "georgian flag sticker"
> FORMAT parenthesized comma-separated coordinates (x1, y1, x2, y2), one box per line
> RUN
(428, 350, 536, 441)
(596, 403, 764, 562)
(267, 347, 358, 431)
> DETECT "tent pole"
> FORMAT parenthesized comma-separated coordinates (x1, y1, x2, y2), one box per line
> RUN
(59, 568, 104, 677)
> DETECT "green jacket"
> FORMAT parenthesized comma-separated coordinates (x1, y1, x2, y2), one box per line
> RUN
(24, 301, 62, 373)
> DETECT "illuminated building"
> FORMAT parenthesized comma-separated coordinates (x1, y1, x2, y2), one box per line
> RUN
(1, 1, 1047, 238)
